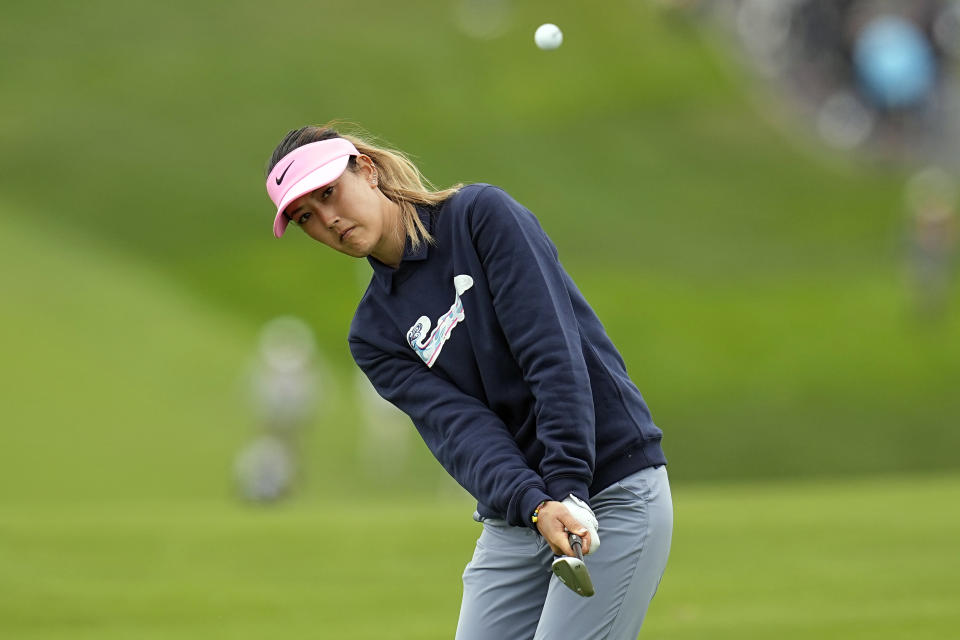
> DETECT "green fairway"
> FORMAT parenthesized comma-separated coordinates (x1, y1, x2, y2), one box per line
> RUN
(2, 473, 957, 639)
(0, 210, 257, 504)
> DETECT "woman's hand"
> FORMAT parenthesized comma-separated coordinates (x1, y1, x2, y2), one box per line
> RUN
(534, 501, 593, 557)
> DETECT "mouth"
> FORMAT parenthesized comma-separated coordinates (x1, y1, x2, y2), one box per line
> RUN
(339, 227, 355, 243)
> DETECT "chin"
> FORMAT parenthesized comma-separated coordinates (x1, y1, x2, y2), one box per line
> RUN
(339, 245, 366, 259)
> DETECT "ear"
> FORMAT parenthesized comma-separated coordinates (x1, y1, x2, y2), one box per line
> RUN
(355, 154, 379, 187)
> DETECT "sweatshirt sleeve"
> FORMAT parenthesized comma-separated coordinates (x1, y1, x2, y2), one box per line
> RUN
(467, 186, 596, 504)
(350, 337, 553, 528)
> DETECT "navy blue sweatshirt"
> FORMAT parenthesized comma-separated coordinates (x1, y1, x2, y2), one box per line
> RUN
(349, 184, 665, 528)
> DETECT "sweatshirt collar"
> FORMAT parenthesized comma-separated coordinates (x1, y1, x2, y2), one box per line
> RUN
(367, 206, 432, 292)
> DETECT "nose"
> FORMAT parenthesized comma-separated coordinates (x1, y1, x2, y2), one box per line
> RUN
(317, 209, 340, 229)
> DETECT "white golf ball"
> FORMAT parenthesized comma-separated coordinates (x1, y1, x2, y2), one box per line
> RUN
(534, 23, 563, 50)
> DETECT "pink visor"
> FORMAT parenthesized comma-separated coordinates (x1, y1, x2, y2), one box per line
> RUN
(266, 137, 359, 238)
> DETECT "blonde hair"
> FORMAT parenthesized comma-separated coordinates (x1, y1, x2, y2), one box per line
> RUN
(267, 123, 461, 251)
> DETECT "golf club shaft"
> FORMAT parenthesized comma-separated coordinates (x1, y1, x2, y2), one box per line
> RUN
(569, 533, 584, 560)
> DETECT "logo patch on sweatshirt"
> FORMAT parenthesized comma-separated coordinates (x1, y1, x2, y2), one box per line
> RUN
(406, 275, 474, 368)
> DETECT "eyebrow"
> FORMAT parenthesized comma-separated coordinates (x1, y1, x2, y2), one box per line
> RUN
(284, 181, 335, 224)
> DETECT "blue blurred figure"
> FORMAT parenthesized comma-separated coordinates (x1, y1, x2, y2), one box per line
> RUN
(853, 15, 938, 110)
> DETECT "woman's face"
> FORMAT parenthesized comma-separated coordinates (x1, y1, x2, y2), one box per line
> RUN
(284, 156, 398, 261)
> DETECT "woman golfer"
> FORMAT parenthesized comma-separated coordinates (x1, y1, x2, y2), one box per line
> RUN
(265, 125, 673, 639)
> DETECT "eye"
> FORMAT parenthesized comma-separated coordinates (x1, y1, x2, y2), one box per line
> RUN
(321, 186, 334, 199)
(297, 212, 311, 225)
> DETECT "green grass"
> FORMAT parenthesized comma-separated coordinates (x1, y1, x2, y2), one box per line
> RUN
(0, 208, 258, 503)
(1, 473, 957, 639)
(651, 473, 960, 639)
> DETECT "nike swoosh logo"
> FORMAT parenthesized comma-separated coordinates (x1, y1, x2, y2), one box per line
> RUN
(275, 161, 294, 185)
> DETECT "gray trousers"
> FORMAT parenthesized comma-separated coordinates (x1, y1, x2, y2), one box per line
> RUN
(455, 466, 673, 640)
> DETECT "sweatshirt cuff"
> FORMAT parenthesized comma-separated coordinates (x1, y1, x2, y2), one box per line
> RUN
(546, 476, 591, 507)
(520, 488, 553, 530)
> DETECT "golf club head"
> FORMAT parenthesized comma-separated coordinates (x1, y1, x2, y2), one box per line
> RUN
(551, 534, 595, 597)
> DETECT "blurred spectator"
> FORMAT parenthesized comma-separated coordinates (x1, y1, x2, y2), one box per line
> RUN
(816, 90, 876, 149)
(235, 316, 320, 503)
(234, 435, 295, 503)
(706, 0, 960, 166)
(852, 14, 937, 111)
(904, 166, 958, 320)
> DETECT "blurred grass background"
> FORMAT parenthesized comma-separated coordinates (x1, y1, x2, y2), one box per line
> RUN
(1, 0, 958, 637)
(3, 476, 958, 639)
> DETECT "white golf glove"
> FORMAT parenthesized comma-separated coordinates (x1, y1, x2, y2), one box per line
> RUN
(562, 494, 600, 555)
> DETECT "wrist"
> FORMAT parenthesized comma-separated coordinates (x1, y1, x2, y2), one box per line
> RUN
(531, 500, 549, 524)
(520, 489, 552, 530)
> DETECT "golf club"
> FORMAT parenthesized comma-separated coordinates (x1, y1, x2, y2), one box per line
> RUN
(551, 532, 595, 597)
